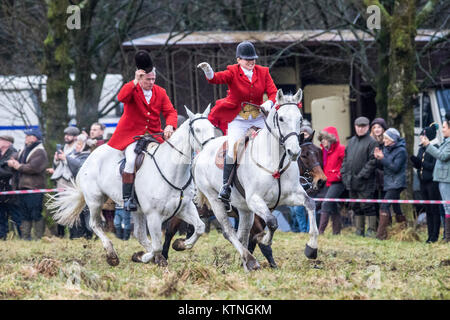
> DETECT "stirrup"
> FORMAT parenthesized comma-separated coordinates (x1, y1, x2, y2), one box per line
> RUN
(124, 198, 137, 212)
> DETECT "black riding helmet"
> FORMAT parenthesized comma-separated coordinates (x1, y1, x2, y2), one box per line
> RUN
(236, 41, 258, 60)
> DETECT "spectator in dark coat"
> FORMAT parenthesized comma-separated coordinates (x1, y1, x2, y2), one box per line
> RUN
(370, 118, 387, 224)
(7, 128, 48, 240)
(0, 135, 21, 239)
(421, 112, 450, 243)
(374, 128, 408, 240)
(341, 117, 378, 237)
(410, 123, 442, 243)
(55, 134, 92, 239)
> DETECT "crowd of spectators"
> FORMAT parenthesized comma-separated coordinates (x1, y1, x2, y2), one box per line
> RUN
(0, 112, 449, 243)
(283, 113, 449, 243)
(0, 122, 132, 241)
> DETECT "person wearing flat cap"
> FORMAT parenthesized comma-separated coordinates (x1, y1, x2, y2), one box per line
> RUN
(7, 128, 48, 240)
(373, 128, 408, 240)
(197, 41, 278, 203)
(107, 50, 178, 212)
(0, 135, 21, 240)
(340, 116, 378, 237)
(410, 123, 441, 243)
(420, 112, 450, 243)
(46, 126, 80, 237)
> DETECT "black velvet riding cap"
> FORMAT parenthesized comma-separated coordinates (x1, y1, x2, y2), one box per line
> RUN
(135, 50, 153, 73)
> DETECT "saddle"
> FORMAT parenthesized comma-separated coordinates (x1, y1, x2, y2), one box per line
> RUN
(215, 126, 260, 198)
(119, 134, 160, 176)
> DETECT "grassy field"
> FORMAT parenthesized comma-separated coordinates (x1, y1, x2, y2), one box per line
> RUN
(0, 226, 448, 300)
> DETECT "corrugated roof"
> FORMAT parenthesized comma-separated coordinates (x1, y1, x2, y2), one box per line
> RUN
(122, 29, 449, 48)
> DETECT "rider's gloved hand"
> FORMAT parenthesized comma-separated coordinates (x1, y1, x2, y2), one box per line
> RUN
(197, 62, 214, 80)
(260, 100, 274, 113)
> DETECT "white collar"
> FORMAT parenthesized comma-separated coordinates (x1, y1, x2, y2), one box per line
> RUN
(240, 66, 253, 82)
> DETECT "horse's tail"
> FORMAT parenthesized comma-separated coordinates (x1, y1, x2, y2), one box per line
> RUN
(194, 189, 211, 210)
(46, 179, 86, 227)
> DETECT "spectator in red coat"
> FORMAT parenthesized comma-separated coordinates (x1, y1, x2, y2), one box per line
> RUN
(317, 126, 346, 235)
(197, 41, 278, 202)
(107, 51, 178, 211)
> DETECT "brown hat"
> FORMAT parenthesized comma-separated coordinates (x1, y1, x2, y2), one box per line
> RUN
(354, 116, 370, 126)
(0, 135, 14, 144)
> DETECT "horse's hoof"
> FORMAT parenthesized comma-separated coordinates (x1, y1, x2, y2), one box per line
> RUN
(131, 251, 145, 263)
(304, 244, 318, 260)
(269, 261, 278, 269)
(243, 251, 260, 271)
(106, 253, 120, 266)
(154, 254, 168, 267)
(172, 238, 186, 251)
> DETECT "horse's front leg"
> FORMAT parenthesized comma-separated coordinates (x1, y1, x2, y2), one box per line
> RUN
(140, 213, 167, 267)
(207, 196, 260, 272)
(172, 201, 205, 251)
(246, 194, 278, 246)
(130, 211, 153, 263)
(291, 191, 318, 259)
(236, 209, 254, 249)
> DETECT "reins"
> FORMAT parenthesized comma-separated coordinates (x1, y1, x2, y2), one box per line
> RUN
(141, 117, 215, 220)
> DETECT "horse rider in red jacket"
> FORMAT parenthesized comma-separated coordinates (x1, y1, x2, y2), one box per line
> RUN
(317, 126, 346, 234)
(197, 41, 278, 202)
(107, 51, 178, 211)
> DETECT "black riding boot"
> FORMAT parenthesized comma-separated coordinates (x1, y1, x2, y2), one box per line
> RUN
(122, 172, 137, 212)
(218, 157, 234, 202)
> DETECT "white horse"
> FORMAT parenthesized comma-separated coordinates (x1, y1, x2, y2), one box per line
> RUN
(193, 89, 318, 271)
(48, 106, 217, 266)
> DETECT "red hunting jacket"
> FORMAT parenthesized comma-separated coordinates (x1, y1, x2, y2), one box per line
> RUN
(320, 126, 346, 187)
(108, 82, 178, 150)
(207, 64, 278, 135)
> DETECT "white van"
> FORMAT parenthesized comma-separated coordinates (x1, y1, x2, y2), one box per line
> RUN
(413, 88, 450, 192)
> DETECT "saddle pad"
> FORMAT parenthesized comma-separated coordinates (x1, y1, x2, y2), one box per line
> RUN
(214, 126, 260, 170)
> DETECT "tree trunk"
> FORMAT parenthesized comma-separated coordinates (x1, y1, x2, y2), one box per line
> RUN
(387, 0, 417, 200)
(41, 0, 72, 157)
(375, 28, 390, 119)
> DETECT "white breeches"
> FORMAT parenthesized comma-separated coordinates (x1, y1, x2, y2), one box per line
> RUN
(124, 141, 137, 173)
(227, 114, 265, 159)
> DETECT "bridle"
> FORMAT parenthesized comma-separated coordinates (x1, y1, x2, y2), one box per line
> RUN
(264, 102, 302, 147)
(188, 116, 216, 150)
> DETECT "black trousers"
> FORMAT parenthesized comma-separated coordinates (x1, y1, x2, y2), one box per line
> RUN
(322, 182, 346, 215)
(420, 180, 441, 241)
(349, 189, 377, 216)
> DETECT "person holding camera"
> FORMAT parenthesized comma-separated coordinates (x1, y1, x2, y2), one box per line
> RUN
(0, 135, 21, 240)
(47, 126, 80, 237)
(421, 112, 450, 243)
(54, 134, 93, 239)
(410, 123, 442, 243)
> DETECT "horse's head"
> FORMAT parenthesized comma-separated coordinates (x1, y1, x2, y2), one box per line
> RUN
(267, 88, 303, 161)
(184, 104, 217, 153)
(298, 142, 327, 192)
